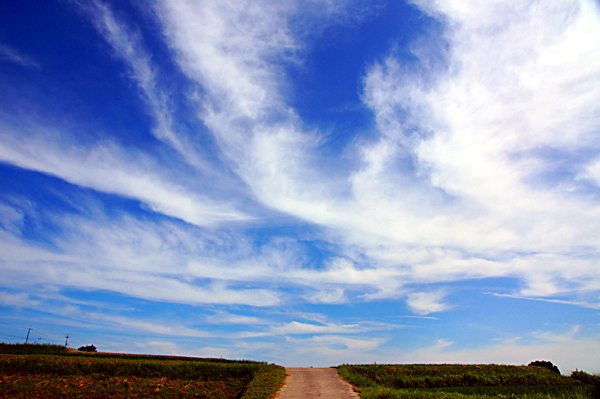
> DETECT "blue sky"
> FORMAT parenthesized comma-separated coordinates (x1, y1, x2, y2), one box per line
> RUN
(0, 0, 599, 373)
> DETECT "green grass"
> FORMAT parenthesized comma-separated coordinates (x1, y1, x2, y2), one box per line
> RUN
(0, 344, 286, 399)
(571, 370, 600, 386)
(240, 363, 288, 399)
(338, 364, 598, 399)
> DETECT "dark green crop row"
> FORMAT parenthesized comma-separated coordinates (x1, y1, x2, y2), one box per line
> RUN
(338, 364, 600, 399)
(339, 364, 578, 389)
(355, 385, 594, 399)
(0, 343, 254, 363)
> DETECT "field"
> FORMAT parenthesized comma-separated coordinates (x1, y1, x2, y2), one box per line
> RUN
(338, 364, 600, 399)
(3, 344, 600, 398)
(0, 344, 286, 399)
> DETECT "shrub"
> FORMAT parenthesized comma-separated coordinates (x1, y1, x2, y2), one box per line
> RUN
(572, 373, 600, 399)
(77, 344, 97, 352)
(571, 370, 600, 386)
(528, 360, 560, 375)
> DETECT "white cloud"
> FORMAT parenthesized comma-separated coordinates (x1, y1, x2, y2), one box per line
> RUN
(155, 0, 296, 120)
(0, 130, 250, 226)
(581, 157, 600, 186)
(406, 291, 450, 315)
(336, 0, 600, 305)
(271, 321, 361, 335)
(137, 340, 183, 356)
(0, 43, 41, 69)
(85, 313, 214, 338)
(532, 325, 581, 343)
(0, 202, 24, 235)
(153, 0, 600, 312)
(0, 291, 39, 309)
(2, 0, 599, 320)
(79, 0, 193, 161)
(395, 327, 600, 375)
(0, 214, 280, 307)
(280, 334, 386, 366)
(489, 293, 600, 310)
(304, 288, 347, 304)
(205, 312, 269, 326)
(154, 0, 349, 217)
(196, 346, 233, 359)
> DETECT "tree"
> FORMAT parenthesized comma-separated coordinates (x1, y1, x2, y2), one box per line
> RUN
(528, 360, 560, 374)
(77, 344, 97, 352)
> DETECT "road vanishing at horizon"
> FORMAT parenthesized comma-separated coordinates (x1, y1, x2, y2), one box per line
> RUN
(277, 368, 360, 399)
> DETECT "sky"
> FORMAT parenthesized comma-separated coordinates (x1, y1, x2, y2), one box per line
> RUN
(0, 0, 599, 373)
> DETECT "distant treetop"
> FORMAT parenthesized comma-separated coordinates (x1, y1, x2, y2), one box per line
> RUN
(78, 344, 97, 352)
(528, 360, 560, 375)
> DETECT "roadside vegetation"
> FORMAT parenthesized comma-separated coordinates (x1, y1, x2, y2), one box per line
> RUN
(0, 343, 285, 398)
(338, 363, 600, 399)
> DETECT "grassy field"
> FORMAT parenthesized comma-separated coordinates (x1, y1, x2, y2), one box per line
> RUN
(0, 344, 286, 399)
(338, 364, 600, 399)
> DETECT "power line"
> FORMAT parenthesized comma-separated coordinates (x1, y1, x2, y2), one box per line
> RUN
(0, 322, 31, 331)
(31, 330, 63, 340)
(11, 326, 63, 340)
(0, 332, 25, 340)
(0, 326, 68, 345)
(25, 327, 32, 344)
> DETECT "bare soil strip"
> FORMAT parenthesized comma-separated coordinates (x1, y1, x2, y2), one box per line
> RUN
(277, 367, 359, 399)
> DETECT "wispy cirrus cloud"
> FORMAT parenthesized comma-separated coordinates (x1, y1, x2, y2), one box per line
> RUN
(0, 129, 250, 226)
(0, 43, 41, 69)
(77, 0, 188, 160)
(487, 293, 600, 310)
(353, 0, 600, 302)
(152, 0, 600, 313)
(0, 202, 276, 306)
(0, 0, 599, 368)
(3, 0, 599, 313)
(0, 1, 253, 228)
(271, 321, 361, 335)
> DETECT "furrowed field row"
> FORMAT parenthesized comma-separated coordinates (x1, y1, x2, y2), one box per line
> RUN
(338, 364, 600, 399)
(0, 355, 257, 380)
(357, 386, 594, 399)
(0, 374, 248, 399)
(0, 344, 287, 399)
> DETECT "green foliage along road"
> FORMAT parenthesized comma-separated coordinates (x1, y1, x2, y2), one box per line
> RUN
(338, 364, 598, 399)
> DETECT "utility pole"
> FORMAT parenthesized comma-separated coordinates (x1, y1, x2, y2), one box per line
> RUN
(25, 327, 32, 344)
(65, 335, 69, 347)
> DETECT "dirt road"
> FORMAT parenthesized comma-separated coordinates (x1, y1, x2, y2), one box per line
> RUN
(276, 367, 360, 399)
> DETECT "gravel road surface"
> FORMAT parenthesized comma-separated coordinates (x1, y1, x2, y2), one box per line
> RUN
(277, 367, 360, 399)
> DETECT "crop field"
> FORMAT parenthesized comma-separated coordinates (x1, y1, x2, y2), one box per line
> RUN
(338, 364, 600, 399)
(0, 344, 286, 399)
